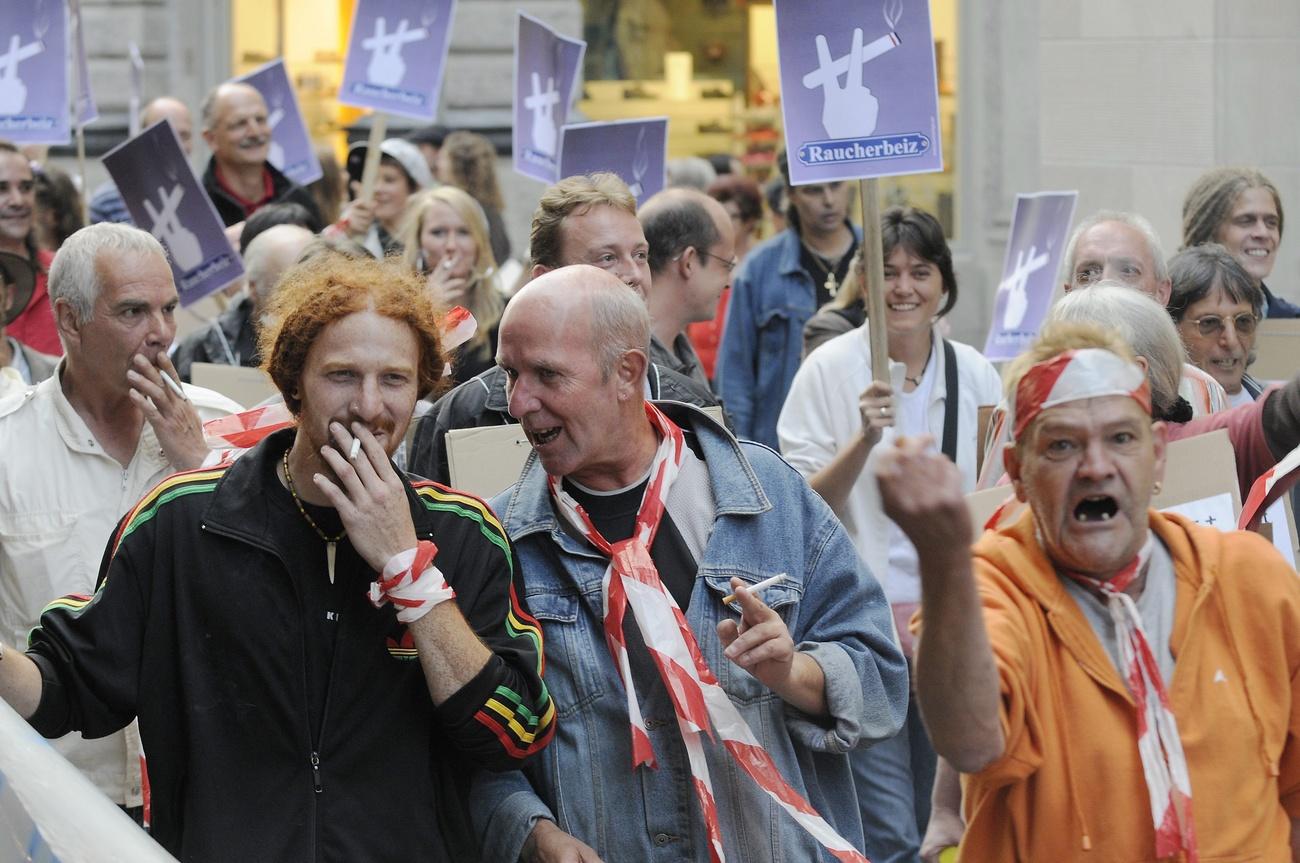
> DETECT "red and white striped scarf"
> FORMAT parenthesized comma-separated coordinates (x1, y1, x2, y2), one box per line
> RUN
(1062, 539, 1198, 861)
(547, 401, 869, 863)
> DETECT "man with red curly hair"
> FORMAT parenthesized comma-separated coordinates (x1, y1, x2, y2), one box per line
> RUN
(0, 254, 555, 861)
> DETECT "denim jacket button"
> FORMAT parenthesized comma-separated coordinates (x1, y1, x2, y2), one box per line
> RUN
(652, 833, 674, 846)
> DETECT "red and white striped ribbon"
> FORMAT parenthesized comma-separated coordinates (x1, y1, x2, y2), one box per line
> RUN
(1239, 442, 1300, 532)
(1062, 541, 1198, 862)
(548, 401, 869, 863)
(368, 540, 456, 623)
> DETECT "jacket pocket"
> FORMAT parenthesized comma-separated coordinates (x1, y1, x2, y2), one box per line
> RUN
(527, 590, 606, 718)
(701, 571, 803, 705)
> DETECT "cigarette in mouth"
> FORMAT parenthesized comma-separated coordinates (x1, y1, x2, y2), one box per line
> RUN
(348, 438, 362, 460)
(722, 572, 788, 606)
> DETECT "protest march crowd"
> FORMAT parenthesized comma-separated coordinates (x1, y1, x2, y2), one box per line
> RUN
(3, 9, 1300, 863)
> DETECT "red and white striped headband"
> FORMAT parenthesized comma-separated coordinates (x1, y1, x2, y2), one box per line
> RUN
(1010, 348, 1151, 441)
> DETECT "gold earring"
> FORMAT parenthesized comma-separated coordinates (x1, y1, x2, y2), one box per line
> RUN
(1152, 481, 1163, 495)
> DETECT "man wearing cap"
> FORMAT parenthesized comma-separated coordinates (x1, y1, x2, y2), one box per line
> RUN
(323, 137, 433, 259)
(878, 320, 1300, 861)
(200, 82, 322, 229)
(0, 251, 56, 386)
(0, 223, 241, 815)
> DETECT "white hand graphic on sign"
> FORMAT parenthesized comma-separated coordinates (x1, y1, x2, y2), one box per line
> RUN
(362, 17, 429, 87)
(144, 185, 203, 272)
(628, 126, 650, 198)
(0, 34, 44, 115)
(807, 30, 879, 139)
(524, 72, 560, 157)
(266, 106, 286, 169)
(999, 245, 1049, 329)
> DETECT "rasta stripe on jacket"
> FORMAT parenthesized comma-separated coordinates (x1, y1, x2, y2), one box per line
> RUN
(113, 466, 229, 554)
(411, 481, 556, 757)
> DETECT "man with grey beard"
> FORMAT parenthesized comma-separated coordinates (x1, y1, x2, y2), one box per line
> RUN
(199, 82, 322, 229)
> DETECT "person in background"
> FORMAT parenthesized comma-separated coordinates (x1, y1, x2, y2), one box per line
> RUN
(1167, 244, 1266, 407)
(0, 252, 55, 384)
(32, 167, 84, 254)
(437, 131, 511, 265)
(399, 186, 504, 386)
(779, 206, 1002, 863)
(718, 150, 859, 447)
(1183, 167, 1299, 318)
(407, 124, 449, 182)
(306, 144, 347, 227)
(764, 175, 788, 235)
(0, 140, 58, 355)
(199, 82, 322, 229)
(331, 137, 433, 259)
(665, 156, 717, 191)
(688, 174, 763, 382)
(89, 96, 194, 226)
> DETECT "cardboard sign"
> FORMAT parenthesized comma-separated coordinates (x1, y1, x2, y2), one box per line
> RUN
(558, 118, 667, 207)
(103, 120, 245, 306)
(235, 59, 322, 186)
(983, 191, 1078, 361)
(339, 0, 455, 121)
(1252, 319, 1300, 382)
(447, 406, 726, 499)
(190, 363, 277, 408)
(513, 13, 585, 183)
(773, 0, 942, 185)
(0, 0, 69, 144)
(968, 429, 1241, 534)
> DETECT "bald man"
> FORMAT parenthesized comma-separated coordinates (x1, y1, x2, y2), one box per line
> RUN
(638, 188, 736, 391)
(89, 97, 197, 225)
(173, 223, 315, 382)
(199, 82, 321, 228)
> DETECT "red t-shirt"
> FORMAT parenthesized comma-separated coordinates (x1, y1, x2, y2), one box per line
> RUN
(7, 249, 60, 356)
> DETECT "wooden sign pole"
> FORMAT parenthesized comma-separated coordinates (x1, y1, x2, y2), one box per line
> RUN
(858, 177, 890, 383)
(357, 112, 389, 201)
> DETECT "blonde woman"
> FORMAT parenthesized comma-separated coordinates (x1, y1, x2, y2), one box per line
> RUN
(400, 186, 505, 385)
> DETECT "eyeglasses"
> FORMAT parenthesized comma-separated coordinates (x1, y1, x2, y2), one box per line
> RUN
(699, 251, 737, 272)
(1185, 312, 1259, 338)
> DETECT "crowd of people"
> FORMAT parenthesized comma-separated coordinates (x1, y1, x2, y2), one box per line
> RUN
(0, 72, 1298, 863)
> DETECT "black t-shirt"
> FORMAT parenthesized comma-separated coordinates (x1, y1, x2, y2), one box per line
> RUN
(799, 229, 860, 309)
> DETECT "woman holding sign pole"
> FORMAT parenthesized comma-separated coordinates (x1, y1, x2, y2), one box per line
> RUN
(778, 206, 1001, 863)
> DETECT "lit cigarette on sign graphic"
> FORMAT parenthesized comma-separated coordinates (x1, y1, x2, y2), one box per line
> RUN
(801, 31, 901, 90)
(722, 573, 788, 606)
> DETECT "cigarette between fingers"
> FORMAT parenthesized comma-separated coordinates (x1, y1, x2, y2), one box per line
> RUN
(160, 370, 188, 402)
(348, 438, 362, 461)
(722, 572, 788, 606)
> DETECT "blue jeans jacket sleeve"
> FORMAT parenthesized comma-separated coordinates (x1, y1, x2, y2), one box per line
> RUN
(468, 767, 555, 861)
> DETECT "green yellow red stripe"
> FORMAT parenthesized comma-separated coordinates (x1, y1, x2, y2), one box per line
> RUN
(113, 466, 228, 553)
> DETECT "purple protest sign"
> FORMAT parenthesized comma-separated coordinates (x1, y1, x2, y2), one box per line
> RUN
(103, 120, 245, 306)
(340, 0, 455, 121)
(513, 13, 585, 183)
(983, 191, 1079, 361)
(774, 0, 942, 185)
(236, 59, 322, 186)
(68, 0, 96, 126)
(558, 119, 667, 208)
(0, 0, 69, 144)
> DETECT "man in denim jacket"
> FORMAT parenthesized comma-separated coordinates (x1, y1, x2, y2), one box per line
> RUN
(474, 265, 907, 862)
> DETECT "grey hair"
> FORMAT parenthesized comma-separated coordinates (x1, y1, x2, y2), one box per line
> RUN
(665, 157, 718, 193)
(1062, 210, 1169, 286)
(1047, 280, 1185, 415)
(48, 223, 169, 325)
(244, 224, 315, 308)
(589, 281, 651, 378)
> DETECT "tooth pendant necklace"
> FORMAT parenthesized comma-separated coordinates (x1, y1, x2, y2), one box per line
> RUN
(283, 450, 346, 584)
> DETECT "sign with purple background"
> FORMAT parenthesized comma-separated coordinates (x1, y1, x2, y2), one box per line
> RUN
(983, 191, 1079, 361)
(558, 118, 667, 208)
(0, 0, 69, 144)
(236, 59, 322, 186)
(513, 13, 585, 183)
(340, 0, 455, 121)
(774, 0, 942, 185)
(103, 120, 245, 306)
(69, 0, 96, 126)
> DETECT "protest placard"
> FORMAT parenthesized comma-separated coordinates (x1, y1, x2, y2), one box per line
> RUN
(1252, 320, 1300, 382)
(339, 0, 455, 121)
(773, 0, 942, 186)
(513, 12, 585, 183)
(0, 0, 69, 144)
(236, 59, 322, 186)
(558, 118, 667, 207)
(103, 120, 245, 306)
(983, 191, 1078, 361)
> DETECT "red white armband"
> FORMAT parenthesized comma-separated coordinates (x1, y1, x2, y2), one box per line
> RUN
(368, 540, 456, 623)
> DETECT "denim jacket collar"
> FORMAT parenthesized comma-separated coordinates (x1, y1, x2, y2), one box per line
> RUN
(773, 223, 865, 279)
(497, 401, 770, 556)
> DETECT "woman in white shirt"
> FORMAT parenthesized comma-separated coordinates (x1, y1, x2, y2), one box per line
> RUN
(778, 206, 1001, 863)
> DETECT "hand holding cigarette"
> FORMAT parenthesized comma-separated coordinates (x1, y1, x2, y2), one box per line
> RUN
(126, 351, 211, 471)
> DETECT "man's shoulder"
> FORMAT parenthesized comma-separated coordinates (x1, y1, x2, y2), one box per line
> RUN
(738, 230, 797, 276)
(0, 376, 53, 426)
(117, 463, 234, 543)
(407, 478, 510, 546)
(437, 367, 505, 420)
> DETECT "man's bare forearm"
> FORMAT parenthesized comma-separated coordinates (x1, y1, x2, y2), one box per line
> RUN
(409, 602, 493, 705)
(0, 644, 44, 719)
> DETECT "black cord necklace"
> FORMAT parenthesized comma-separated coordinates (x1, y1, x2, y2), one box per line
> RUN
(283, 450, 344, 582)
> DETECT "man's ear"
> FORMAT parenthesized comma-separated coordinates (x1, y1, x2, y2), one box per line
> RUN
(1061, 281, 1073, 294)
(53, 297, 83, 352)
(1155, 278, 1172, 307)
(1003, 441, 1029, 503)
(201, 126, 215, 151)
(530, 263, 552, 281)
(677, 246, 697, 278)
(1150, 420, 1168, 491)
(616, 348, 648, 399)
